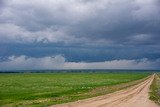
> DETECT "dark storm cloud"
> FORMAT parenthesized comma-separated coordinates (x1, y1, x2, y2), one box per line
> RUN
(0, 43, 160, 62)
(0, 0, 160, 69)
(0, 0, 160, 45)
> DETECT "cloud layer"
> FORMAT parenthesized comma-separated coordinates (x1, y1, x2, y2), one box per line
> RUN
(0, 55, 159, 70)
(0, 0, 160, 45)
(0, 0, 160, 70)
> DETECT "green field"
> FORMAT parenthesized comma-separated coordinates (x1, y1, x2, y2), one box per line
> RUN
(0, 73, 149, 107)
(150, 74, 160, 105)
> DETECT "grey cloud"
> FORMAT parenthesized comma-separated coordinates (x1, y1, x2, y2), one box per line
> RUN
(0, 0, 160, 46)
(0, 55, 159, 70)
(64, 58, 160, 70)
(0, 0, 160, 69)
(0, 55, 65, 70)
(0, 0, 7, 13)
(0, 43, 159, 62)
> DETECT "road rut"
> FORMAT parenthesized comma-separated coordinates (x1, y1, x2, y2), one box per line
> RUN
(52, 75, 159, 107)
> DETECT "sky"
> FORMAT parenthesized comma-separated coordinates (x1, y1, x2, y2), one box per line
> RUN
(0, 0, 160, 70)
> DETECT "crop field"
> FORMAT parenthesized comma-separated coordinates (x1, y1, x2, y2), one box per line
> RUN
(0, 73, 149, 107)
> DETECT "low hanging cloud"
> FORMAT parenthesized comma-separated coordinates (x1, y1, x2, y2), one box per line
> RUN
(0, 0, 160, 70)
(64, 59, 160, 70)
(0, 55, 159, 70)
(0, 55, 65, 70)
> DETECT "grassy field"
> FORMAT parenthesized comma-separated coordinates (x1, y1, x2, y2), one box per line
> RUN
(0, 73, 149, 107)
(150, 74, 160, 105)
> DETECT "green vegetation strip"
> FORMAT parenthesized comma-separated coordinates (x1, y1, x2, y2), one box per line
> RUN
(0, 73, 149, 107)
(150, 74, 160, 105)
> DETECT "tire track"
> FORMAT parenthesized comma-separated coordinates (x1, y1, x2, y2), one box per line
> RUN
(51, 75, 159, 107)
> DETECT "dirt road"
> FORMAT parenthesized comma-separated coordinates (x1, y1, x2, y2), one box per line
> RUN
(52, 75, 159, 107)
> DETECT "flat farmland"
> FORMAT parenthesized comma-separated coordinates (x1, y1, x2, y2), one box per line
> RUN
(0, 73, 149, 107)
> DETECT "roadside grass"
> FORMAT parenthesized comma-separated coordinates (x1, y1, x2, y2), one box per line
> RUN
(150, 74, 160, 105)
(0, 73, 149, 107)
